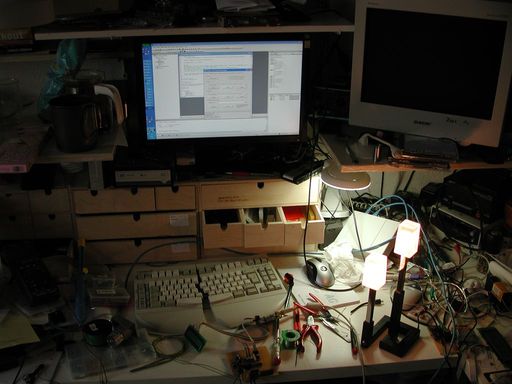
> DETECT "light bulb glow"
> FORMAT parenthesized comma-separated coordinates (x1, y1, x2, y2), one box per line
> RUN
(394, 219, 421, 259)
(362, 253, 387, 291)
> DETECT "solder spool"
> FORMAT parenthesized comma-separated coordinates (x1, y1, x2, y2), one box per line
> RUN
(281, 330, 301, 349)
(83, 318, 113, 346)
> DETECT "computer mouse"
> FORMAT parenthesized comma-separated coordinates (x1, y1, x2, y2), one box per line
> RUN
(306, 258, 335, 288)
(402, 285, 422, 310)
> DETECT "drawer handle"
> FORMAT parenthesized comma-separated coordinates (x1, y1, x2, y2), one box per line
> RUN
(220, 222, 228, 231)
(48, 214, 56, 221)
(8, 215, 16, 222)
(257, 182, 265, 189)
(133, 213, 141, 221)
(130, 187, 138, 195)
(44, 189, 53, 196)
(90, 190, 98, 196)
(134, 239, 142, 247)
(171, 185, 180, 193)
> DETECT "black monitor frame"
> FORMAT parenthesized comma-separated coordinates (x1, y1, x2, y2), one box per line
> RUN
(133, 33, 312, 152)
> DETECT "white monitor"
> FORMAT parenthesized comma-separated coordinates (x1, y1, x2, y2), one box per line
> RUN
(349, 0, 512, 147)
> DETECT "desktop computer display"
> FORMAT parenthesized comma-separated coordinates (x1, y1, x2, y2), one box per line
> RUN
(138, 37, 307, 143)
(350, 0, 512, 147)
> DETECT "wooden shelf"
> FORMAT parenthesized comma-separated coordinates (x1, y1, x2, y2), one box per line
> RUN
(321, 133, 512, 173)
(33, 14, 354, 41)
(37, 124, 126, 164)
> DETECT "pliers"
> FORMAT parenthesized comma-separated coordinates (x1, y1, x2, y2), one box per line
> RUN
(294, 293, 339, 325)
(301, 315, 322, 353)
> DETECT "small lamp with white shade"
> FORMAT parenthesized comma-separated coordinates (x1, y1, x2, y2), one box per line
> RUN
(360, 253, 389, 348)
(379, 219, 422, 357)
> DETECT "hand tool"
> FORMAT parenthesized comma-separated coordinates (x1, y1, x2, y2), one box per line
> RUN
(301, 315, 322, 353)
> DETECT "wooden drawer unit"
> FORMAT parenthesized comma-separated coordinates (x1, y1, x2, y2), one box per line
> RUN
(33, 212, 73, 239)
(200, 178, 321, 209)
(84, 237, 198, 264)
(0, 191, 30, 214)
(155, 185, 196, 210)
(73, 187, 155, 214)
(76, 211, 197, 240)
(199, 178, 324, 249)
(29, 189, 70, 213)
(0, 214, 33, 240)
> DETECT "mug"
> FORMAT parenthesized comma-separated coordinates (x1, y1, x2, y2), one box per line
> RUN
(50, 95, 99, 153)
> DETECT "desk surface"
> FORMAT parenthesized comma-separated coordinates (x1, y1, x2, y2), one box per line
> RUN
(19, 256, 444, 384)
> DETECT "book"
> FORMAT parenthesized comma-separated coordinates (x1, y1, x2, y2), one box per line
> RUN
(0, 28, 34, 53)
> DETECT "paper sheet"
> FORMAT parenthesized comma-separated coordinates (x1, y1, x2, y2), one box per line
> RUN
(0, 311, 39, 350)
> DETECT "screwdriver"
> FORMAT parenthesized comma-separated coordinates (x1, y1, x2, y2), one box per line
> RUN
(271, 314, 281, 366)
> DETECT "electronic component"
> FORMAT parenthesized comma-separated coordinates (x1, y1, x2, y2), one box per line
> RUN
(281, 160, 323, 185)
(229, 346, 273, 383)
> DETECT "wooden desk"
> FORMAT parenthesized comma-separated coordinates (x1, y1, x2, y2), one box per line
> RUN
(36, 256, 448, 384)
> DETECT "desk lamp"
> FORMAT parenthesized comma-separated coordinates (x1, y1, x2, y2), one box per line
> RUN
(361, 253, 388, 348)
(320, 160, 371, 191)
(379, 219, 421, 357)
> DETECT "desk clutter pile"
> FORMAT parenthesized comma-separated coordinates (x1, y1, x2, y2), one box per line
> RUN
(1, 173, 512, 384)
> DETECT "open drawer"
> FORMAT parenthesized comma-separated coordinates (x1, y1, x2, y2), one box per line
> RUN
(281, 204, 325, 246)
(201, 205, 323, 249)
(201, 209, 244, 249)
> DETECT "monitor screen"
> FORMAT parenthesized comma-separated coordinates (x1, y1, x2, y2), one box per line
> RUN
(140, 38, 306, 142)
(350, 0, 512, 148)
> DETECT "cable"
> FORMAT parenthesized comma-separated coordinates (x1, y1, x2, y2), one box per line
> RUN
(10, 356, 25, 384)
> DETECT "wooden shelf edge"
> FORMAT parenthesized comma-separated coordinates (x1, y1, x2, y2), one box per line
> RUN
(34, 19, 354, 41)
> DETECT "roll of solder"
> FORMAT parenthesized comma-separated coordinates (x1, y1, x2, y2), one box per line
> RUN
(83, 318, 113, 346)
(281, 329, 301, 349)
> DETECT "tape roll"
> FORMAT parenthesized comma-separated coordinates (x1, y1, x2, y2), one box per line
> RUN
(281, 329, 301, 349)
(83, 319, 113, 346)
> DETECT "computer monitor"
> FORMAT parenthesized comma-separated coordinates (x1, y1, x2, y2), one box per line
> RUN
(137, 35, 308, 145)
(349, 0, 512, 148)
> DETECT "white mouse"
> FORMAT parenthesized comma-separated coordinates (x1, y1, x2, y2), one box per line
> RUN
(306, 258, 335, 288)
(402, 285, 422, 310)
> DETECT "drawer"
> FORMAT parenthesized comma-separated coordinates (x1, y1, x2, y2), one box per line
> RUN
(155, 185, 196, 211)
(84, 237, 198, 264)
(200, 177, 321, 210)
(201, 209, 244, 249)
(0, 214, 33, 239)
(33, 212, 73, 238)
(282, 204, 325, 246)
(243, 207, 285, 248)
(76, 212, 197, 240)
(29, 188, 70, 213)
(202, 205, 322, 249)
(0, 191, 30, 214)
(73, 187, 155, 214)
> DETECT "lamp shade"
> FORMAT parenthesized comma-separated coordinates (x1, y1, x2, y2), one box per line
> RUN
(362, 253, 387, 291)
(320, 160, 371, 191)
(394, 220, 421, 259)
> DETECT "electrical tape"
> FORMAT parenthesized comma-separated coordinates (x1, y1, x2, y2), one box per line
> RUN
(82, 319, 113, 346)
(281, 329, 301, 349)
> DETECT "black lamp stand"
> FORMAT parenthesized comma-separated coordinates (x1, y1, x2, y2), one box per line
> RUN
(379, 259, 420, 357)
(361, 288, 389, 348)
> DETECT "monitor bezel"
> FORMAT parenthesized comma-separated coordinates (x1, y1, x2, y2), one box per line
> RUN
(134, 33, 311, 148)
(349, 0, 512, 148)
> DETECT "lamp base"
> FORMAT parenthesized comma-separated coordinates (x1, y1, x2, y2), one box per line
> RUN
(361, 315, 390, 348)
(379, 321, 420, 357)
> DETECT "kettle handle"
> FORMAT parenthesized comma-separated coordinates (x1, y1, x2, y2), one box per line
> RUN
(94, 84, 124, 125)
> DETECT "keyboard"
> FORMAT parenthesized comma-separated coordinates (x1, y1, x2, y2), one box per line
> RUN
(134, 256, 286, 334)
